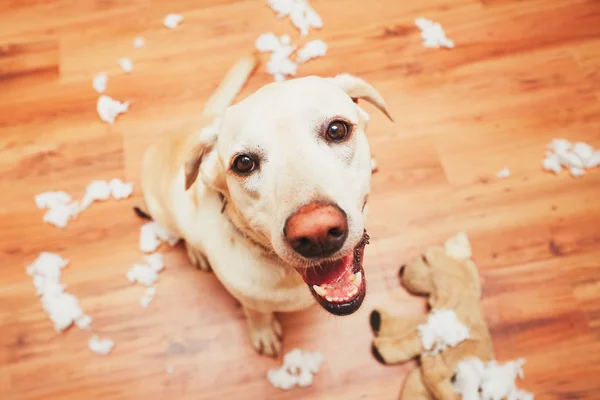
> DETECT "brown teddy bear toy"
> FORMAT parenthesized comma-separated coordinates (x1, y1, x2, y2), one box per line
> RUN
(369, 233, 495, 400)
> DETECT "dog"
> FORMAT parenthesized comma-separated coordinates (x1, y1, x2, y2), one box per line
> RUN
(137, 52, 393, 356)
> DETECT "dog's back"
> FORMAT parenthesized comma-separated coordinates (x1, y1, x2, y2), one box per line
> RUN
(139, 53, 259, 232)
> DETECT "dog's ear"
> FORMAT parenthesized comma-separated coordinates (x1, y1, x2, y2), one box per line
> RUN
(328, 74, 394, 122)
(184, 119, 220, 190)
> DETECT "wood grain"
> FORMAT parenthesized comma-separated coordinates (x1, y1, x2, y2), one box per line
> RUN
(1, 0, 600, 399)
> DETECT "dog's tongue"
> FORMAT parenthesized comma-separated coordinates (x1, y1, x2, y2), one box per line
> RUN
(300, 254, 354, 286)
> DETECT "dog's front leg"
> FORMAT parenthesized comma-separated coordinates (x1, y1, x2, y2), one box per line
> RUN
(242, 306, 282, 357)
(185, 242, 212, 272)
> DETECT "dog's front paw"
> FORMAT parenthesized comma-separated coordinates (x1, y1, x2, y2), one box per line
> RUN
(245, 310, 282, 357)
(185, 242, 212, 272)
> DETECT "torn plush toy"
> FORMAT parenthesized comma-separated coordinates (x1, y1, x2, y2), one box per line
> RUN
(370, 233, 534, 400)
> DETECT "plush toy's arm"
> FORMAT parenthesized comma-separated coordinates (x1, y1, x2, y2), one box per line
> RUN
(370, 309, 426, 365)
(372, 332, 423, 365)
(420, 355, 461, 400)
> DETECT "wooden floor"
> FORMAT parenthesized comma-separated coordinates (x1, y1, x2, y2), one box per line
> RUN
(2, 0, 600, 398)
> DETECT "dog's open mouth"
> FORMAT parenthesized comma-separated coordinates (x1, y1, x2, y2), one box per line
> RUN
(297, 231, 369, 316)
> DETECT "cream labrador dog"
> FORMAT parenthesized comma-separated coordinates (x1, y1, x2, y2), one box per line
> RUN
(137, 52, 392, 356)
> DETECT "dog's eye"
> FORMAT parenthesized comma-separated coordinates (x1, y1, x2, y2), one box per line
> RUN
(232, 154, 257, 174)
(326, 120, 349, 142)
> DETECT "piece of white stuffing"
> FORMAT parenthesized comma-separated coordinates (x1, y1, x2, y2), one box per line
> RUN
(296, 39, 327, 63)
(542, 153, 562, 174)
(119, 57, 133, 73)
(415, 17, 454, 49)
(139, 221, 180, 253)
(444, 232, 472, 261)
(97, 95, 129, 124)
(36, 180, 133, 228)
(256, 33, 298, 81)
(418, 309, 470, 355)
(133, 37, 145, 48)
(35, 191, 72, 209)
(267, 348, 324, 390)
(255, 32, 281, 52)
(267, 0, 323, 37)
(569, 167, 585, 178)
(496, 167, 510, 179)
(166, 365, 175, 374)
(145, 253, 165, 273)
(454, 357, 533, 400)
(35, 191, 80, 228)
(572, 141, 594, 161)
(27, 253, 92, 332)
(164, 13, 183, 29)
(109, 178, 134, 199)
(543, 138, 600, 177)
(89, 335, 114, 355)
(76, 314, 93, 330)
(127, 263, 159, 287)
(93, 72, 108, 93)
(80, 180, 111, 211)
(140, 286, 157, 308)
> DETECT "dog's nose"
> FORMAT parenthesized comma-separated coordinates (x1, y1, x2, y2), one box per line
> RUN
(284, 203, 348, 258)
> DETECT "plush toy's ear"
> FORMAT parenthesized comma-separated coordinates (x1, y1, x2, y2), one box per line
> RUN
(328, 73, 394, 122)
(184, 120, 220, 190)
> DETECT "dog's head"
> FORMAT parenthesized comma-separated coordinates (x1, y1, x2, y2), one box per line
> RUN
(184, 74, 392, 316)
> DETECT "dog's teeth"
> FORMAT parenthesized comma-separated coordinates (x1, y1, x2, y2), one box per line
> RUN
(353, 271, 362, 287)
(312, 284, 327, 297)
(326, 296, 333, 302)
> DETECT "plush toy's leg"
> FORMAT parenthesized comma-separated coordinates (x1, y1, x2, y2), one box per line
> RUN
(420, 355, 460, 400)
(372, 327, 423, 365)
(400, 369, 433, 400)
(370, 309, 426, 337)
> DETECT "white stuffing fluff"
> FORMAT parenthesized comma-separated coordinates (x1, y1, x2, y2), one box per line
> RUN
(543, 138, 600, 177)
(145, 253, 165, 273)
(454, 357, 534, 400)
(256, 33, 298, 81)
(97, 95, 130, 124)
(267, 0, 323, 37)
(164, 13, 184, 29)
(80, 180, 111, 211)
(38, 179, 133, 227)
(76, 314, 92, 330)
(267, 348, 324, 390)
(139, 221, 180, 253)
(542, 153, 562, 174)
(127, 263, 159, 287)
(109, 178, 134, 199)
(140, 286, 157, 308)
(496, 167, 510, 179)
(166, 365, 175, 374)
(444, 232, 472, 261)
(296, 39, 327, 63)
(93, 72, 108, 93)
(27, 252, 92, 332)
(569, 167, 585, 178)
(418, 309, 470, 355)
(415, 17, 454, 49)
(35, 191, 80, 228)
(119, 57, 133, 73)
(88, 335, 115, 355)
(127, 253, 165, 287)
(133, 37, 145, 48)
(35, 191, 72, 209)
